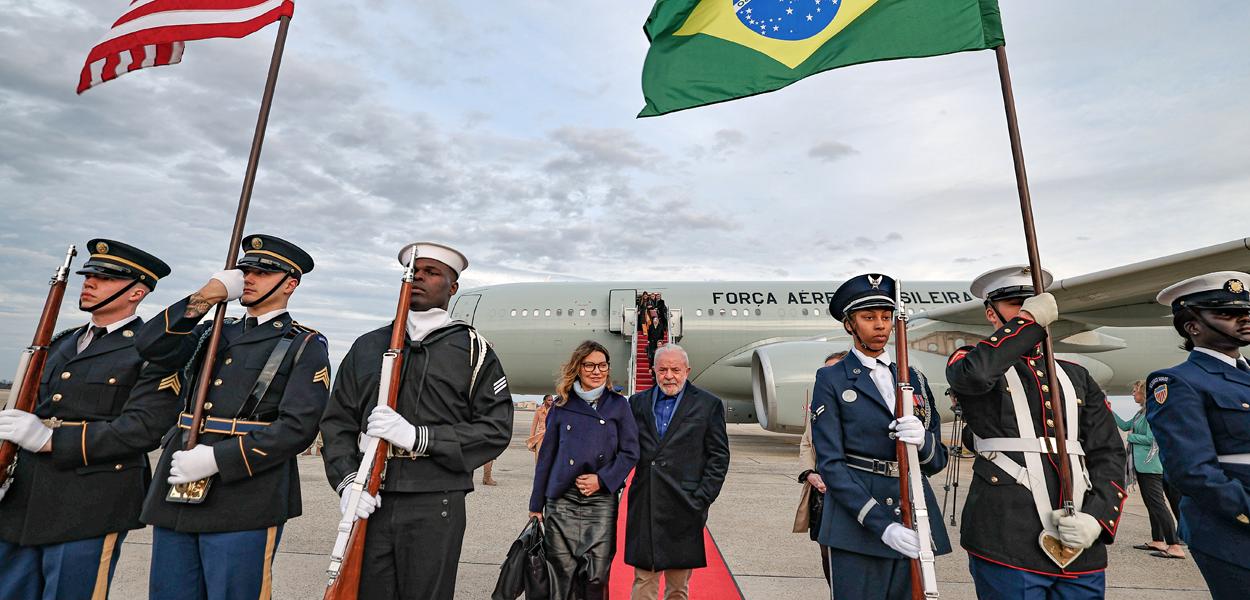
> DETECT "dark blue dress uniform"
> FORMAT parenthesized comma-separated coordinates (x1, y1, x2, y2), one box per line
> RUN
(810, 274, 950, 600)
(946, 267, 1126, 598)
(1146, 272, 1250, 600)
(135, 235, 330, 600)
(0, 239, 179, 600)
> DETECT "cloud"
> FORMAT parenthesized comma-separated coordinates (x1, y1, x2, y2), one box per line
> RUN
(807, 140, 858, 162)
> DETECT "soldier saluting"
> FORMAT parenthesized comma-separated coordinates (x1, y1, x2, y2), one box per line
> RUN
(134, 234, 330, 600)
(946, 266, 1126, 598)
(0, 240, 180, 600)
(1147, 272, 1250, 599)
(320, 242, 514, 600)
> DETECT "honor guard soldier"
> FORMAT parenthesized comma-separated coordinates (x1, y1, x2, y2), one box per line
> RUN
(320, 242, 514, 600)
(1146, 272, 1250, 599)
(134, 234, 330, 600)
(810, 274, 950, 599)
(0, 239, 180, 600)
(946, 266, 1126, 599)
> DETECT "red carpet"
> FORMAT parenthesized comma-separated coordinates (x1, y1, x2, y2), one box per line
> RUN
(607, 472, 744, 599)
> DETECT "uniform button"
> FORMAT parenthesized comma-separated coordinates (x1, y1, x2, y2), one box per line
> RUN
(990, 337, 998, 342)
(1017, 320, 1026, 325)
(1041, 385, 1050, 393)
(60, 372, 71, 380)
(885, 497, 894, 506)
(650, 461, 656, 466)
(114, 464, 123, 471)
(204, 402, 213, 410)
(1035, 370, 1044, 377)
(1113, 506, 1119, 512)
(599, 419, 606, 425)
(442, 499, 448, 506)
(225, 358, 233, 365)
(1077, 399, 1085, 406)
(1242, 403, 1250, 409)
(51, 393, 62, 402)
(1045, 401, 1052, 409)
(440, 511, 448, 518)
(1237, 514, 1250, 524)
(1046, 419, 1055, 428)
(566, 425, 571, 431)
(214, 379, 223, 387)
(1004, 328, 1012, 333)
(569, 459, 575, 466)
(1029, 360, 1036, 366)
(273, 321, 283, 328)
(108, 377, 117, 384)
(1108, 519, 1115, 526)
(1117, 492, 1124, 499)
(990, 476, 999, 483)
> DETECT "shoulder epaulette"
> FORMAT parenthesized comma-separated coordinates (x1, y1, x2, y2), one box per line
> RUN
(50, 326, 81, 345)
(290, 321, 319, 335)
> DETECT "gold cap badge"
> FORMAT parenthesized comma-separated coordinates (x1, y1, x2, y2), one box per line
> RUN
(1228, 279, 1245, 294)
(96, 241, 109, 254)
(251, 238, 264, 250)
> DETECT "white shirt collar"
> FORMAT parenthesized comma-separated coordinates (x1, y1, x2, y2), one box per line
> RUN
(246, 308, 288, 325)
(91, 314, 139, 333)
(407, 308, 452, 342)
(1195, 346, 1247, 368)
(851, 345, 893, 368)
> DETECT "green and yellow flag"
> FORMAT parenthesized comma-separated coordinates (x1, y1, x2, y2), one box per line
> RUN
(639, 0, 1003, 117)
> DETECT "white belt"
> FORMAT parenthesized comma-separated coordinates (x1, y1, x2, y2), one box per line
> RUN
(1218, 454, 1250, 465)
(975, 436, 1086, 456)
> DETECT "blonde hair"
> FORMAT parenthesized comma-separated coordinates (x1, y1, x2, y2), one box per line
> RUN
(554, 340, 613, 407)
(1131, 379, 1146, 394)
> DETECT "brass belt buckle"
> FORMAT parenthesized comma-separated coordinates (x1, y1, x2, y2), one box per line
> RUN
(166, 477, 213, 504)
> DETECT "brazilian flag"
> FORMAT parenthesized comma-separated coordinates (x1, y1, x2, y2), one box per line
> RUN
(640, 0, 1004, 117)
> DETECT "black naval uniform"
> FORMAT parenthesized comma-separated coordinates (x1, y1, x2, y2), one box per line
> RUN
(946, 316, 1127, 588)
(0, 319, 183, 599)
(320, 321, 514, 600)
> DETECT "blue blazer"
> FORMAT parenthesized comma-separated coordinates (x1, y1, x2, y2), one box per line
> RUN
(811, 351, 952, 558)
(1147, 351, 1250, 568)
(529, 389, 640, 512)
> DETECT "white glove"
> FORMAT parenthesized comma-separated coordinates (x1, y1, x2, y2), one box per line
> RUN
(340, 490, 382, 520)
(210, 269, 246, 302)
(1052, 510, 1101, 549)
(1020, 292, 1058, 327)
(168, 444, 220, 484)
(881, 523, 920, 559)
(0, 410, 53, 452)
(367, 405, 416, 452)
(889, 415, 926, 447)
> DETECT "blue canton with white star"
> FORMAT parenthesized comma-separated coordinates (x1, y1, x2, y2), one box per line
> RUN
(733, 0, 842, 41)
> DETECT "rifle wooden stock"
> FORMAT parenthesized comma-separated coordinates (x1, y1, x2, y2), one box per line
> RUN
(0, 245, 77, 488)
(894, 284, 939, 599)
(323, 255, 415, 600)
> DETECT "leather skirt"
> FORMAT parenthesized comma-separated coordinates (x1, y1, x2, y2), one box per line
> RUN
(542, 486, 618, 600)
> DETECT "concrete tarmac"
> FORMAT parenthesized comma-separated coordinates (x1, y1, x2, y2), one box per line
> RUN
(34, 407, 1211, 598)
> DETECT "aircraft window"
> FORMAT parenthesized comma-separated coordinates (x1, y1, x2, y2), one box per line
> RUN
(556, 309, 563, 316)
(510, 309, 517, 317)
(802, 308, 809, 316)
(731, 309, 738, 316)
(719, 309, 726, 316)
(742, 310, 749, 318)
(707, 308, 714, 316)
(955, 338, 967, 347)
(754, 309, 761, 316)
(579, 309, 587, 317)
(928, 343, 939, 352)
(545, 309, 552, 317)
(695, 309, 702, 316)
(533, 309, 540, 317)
(521, 309, 528, 317)
(591, 309, 598, 316)
(568, 308, 573, 316)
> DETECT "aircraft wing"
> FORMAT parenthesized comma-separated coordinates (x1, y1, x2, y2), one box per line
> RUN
(915, 237, 1250, 328)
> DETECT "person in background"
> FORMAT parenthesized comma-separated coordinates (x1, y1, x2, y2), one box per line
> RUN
(793, 350, 848, 588)
(527, 394, 556, 460)
(1115, 380, 1184, 559)
(645, 308, 667, 366)
(529, 341, 639, 600)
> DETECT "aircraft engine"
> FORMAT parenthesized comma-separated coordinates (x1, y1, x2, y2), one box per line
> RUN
(750, 341, 848, 434)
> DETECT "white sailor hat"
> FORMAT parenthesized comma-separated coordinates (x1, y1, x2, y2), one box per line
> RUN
(970, 265, 1054, 302)
(397, 242, 469, 277)
(1157, 271, 1250, 312)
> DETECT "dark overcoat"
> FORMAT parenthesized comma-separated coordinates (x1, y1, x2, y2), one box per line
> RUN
(624, 383, 730, 571)
(529, 390, 640, 512)
(0, 318, 182, 546)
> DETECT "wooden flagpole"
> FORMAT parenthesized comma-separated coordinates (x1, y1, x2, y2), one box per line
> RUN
(184, 15, 292, 450)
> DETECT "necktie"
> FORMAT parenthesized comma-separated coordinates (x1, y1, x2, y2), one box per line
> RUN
(1238, 359, 1250, 373)
(244, 317, 258, 332)
(90, 326, 107, 341)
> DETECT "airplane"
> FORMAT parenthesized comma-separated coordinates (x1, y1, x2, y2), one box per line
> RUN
(449, 238, 1250, 434)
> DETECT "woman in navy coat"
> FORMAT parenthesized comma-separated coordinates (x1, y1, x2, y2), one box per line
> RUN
(529, 340, 640, 600)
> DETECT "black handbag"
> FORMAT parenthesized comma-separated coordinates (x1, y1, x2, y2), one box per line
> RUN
(493, 516, 556, 600)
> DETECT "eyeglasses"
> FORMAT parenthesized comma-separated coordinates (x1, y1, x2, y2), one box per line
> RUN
(580, 362, 610, 373)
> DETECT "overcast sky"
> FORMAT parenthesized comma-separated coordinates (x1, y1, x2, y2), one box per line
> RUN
(2, 1, 1248, 369)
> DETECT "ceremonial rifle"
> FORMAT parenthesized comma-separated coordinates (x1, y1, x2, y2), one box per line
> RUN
(893, 283, 939, 599)
(0, 245, 78, 489)
(323, 248, 418, 600)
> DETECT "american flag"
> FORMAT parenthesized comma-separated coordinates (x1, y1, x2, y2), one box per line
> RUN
(77, 0, 295, 94)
